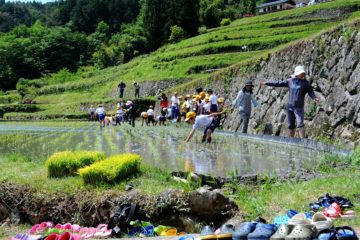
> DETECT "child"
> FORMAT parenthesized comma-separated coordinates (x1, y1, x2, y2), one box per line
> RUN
(147, 105, 155, 126)
(185, 111, 224, 143)
(115, 106, 124, 126)
(159, 108, 167, 126)
(140, 112, 148, 126)
(232, 80, 258, 133)
(95, 105, 106, 128)
(208, 89, 218, 113)
(105, 115, 114, 126)
(89, 105, 95, 121)
(203, 97, 210, 114)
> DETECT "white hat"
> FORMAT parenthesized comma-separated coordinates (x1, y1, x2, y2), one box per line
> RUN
(294, 65, 305, 76)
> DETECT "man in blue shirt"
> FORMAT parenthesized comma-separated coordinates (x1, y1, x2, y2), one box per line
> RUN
(260, 66, 319, 138)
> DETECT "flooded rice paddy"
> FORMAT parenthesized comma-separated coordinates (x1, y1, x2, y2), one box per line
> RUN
(0, 121, 347, 177)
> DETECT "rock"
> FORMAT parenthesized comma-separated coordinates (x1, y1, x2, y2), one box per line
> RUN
(338, 36, 345, 45)
(125, 185, 133, 191)
(189, 187, 238, 223)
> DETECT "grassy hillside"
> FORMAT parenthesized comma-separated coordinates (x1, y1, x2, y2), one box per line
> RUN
(3, 0, 360, 119)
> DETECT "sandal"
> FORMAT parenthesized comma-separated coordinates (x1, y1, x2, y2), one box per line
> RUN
(288, 213, 312, 225)
(336, 226, 359, 240)
(233, 222, 257, 240)
(323, 203, 342, 219)
(284, 224, 317, 240)
(200, 226, 216, 240)
(248, 223, 277, 240)
(311, 212, 333, 231)
(215, 224, 234, 240)
(270, 224, 294, 240)
(315, 228, 338, 240)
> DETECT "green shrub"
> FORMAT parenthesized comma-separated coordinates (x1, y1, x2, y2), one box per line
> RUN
(220, 18, 231, 26)
(46, 151, 106, 178)
(78, 153, 142, 185)
(168, 25, 186, 43)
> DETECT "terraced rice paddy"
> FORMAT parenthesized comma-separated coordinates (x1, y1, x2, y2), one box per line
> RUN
(0, 121, 343, 177)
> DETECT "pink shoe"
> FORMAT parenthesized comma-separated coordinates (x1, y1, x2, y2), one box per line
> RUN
(83, 227, 96, 239)
(58, 232, 71, 240)
(55, 224, 63, 229)
(62, 223, 72, 230)
(70, 234, 81, 240)
(93, 224, 112, 239)
(45, 233, 59, 240)
(71, 224, 81, 232)
(29, 224, 41, 234)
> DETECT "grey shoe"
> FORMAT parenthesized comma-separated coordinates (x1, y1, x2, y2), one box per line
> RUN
(270, 224, 294, 240)
(284, 224, 317, 240)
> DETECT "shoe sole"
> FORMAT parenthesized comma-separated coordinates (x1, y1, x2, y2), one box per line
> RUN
(217, 233, 232, 240)
(201, 235, 217, 240)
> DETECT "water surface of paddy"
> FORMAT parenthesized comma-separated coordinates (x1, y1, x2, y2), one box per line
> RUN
(0, 121, 339, 176)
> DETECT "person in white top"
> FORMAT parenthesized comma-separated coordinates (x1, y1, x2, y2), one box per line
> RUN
(207, 89, 218, 113)
(147, 105, 155, 126)
(95, 105, 106, 127)
(185, 111, 223, 143)
(170, 92, 179, 120)
(115, 106, 124, 126)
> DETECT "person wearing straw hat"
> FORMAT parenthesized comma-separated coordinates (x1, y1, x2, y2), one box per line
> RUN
(185, 111, 224, 143)
(232, 80, 258, 133)
(260, 65, 319, 138)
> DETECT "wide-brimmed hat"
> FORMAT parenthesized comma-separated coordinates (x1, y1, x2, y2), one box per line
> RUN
(245, 80, 254, 86)
(185, 111, 196, 122)
(294, 65, 306, 76)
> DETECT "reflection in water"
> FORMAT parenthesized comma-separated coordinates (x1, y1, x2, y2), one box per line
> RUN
(0, 122, 329, 177)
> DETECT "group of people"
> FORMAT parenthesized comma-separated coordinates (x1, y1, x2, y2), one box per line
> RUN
(93, 65, 319, 142)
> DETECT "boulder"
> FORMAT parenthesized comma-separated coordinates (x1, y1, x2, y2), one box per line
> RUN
(189, 187, 238, 223)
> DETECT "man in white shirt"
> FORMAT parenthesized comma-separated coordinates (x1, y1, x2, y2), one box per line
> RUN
(170, 92, 179, 120)
(95, 105, 106, 128)
(185, 111, 223, 143)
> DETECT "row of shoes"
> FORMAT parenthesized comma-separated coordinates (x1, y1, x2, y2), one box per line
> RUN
(309, 194, 353, 212)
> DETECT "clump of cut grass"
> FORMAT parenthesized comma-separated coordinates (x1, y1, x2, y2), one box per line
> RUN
(78, 153, 142, 185)
(46, 151, 106, 178)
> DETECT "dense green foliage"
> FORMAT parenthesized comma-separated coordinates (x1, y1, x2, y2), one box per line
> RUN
(78, 153, 142, 185)
(0, 0, 256, 91)
(46, 151, 106, 178)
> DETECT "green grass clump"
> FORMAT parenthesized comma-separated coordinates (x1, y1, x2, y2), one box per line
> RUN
(78, 153, 142, 185)
(46, 151, 106, 178)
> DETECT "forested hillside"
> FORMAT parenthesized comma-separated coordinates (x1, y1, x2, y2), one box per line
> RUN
(0, 0, 258, 91)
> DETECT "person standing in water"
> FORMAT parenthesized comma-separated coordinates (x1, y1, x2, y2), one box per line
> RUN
(232, 80, 258, 133)
(126, 100, 137, 127)
(260, 65, 319, 138)
(95, 105, 106, 128)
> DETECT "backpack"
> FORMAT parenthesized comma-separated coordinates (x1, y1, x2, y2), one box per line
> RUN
(108, 203, 139, 237)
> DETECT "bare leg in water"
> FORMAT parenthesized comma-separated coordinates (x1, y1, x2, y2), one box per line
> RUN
(289, 129, 295, 137)
(298, 127, 305, 138)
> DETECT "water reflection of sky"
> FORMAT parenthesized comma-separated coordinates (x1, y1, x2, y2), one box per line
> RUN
(0, 122, 327, 177)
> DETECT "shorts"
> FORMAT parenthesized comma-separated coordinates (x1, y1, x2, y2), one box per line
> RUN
(99, 114, 105, 120)
(287, 106, 304, 129)
(210, 104, 218, 112)
(159, 116, 166, 122)
(204, 119, 218, 134)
